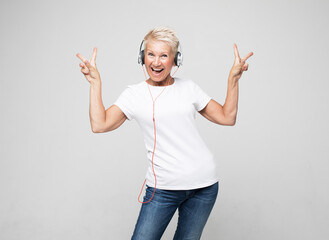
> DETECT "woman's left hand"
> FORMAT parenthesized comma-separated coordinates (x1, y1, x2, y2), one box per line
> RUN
(229, 43, 253, 81)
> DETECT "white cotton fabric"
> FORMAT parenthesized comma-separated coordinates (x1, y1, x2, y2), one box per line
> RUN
(113, 77, 218, 190)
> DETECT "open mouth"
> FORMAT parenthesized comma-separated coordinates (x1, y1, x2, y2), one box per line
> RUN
(151, 67, 164, 73)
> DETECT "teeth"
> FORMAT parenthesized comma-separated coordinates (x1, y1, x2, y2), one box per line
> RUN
(152, 68, 163, 71)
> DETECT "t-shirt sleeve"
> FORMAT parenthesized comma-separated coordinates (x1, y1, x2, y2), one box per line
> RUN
(113, 86, 135, 121)
(192, 81, 212, 111)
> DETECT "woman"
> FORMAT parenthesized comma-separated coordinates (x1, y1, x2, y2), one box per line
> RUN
(76, 27, 253, 240)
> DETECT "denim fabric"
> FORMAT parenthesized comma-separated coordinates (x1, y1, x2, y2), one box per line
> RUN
(131, 182, 219, 240)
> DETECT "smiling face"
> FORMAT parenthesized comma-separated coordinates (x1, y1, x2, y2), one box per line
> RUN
(144, 40, 175, 86)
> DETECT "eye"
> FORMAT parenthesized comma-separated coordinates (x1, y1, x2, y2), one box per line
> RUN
(148, 53, 154, 56)
(162, 54, 168, 57)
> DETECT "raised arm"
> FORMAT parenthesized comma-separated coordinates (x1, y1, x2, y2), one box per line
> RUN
(199, 43, 253, 126)
(76, 48, 127, 133)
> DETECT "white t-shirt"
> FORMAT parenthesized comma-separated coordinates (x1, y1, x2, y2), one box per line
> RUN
(113, 77, 218, 190)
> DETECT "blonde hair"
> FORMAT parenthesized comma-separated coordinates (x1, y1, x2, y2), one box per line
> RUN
(143, 27, 179, 55)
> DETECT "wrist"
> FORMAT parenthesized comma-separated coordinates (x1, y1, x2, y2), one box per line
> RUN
(90, 79, 101, 88)
(228, 73, 239, 81)
(228, 75, 239, 87)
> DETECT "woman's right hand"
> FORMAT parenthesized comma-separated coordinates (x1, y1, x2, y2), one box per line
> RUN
(76, 47, 101, 84)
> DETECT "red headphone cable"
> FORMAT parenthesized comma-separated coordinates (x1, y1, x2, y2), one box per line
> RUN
(137, 66, 179, 204)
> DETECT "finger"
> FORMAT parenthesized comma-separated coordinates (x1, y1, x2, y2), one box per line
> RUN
(80, 64, 89, 74)
(90, 47, 97, 65)
(76, 53, 88, 63)
(84, 59, 93, 69)
(233, 43, 240, 60)
(242, 52, 254, 62)
(79, 62, 88, 70)
(77, 53, 93, 69)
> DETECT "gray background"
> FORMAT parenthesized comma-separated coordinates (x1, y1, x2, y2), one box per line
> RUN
(1, 0, 328, 239)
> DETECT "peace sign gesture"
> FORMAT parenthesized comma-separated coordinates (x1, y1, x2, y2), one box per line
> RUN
(229, 44, 253, 81)
(76, 47, 101, 84)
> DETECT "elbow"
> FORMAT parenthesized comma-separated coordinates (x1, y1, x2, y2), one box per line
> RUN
(91, 125, 103, 133)
(229, 117, 237, 126)
(223, 121, 236, 126)
(221, 113, 236, 126)
(229, 116, 237, 126)
(220, 111, 237, 126)
(92, 128, 101, 133)
(216, 119, 236, 126)
(92, 124, 115, 133)
(91, 120, 108, 133)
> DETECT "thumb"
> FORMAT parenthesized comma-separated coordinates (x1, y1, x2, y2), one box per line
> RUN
(84, 60, 93, 69)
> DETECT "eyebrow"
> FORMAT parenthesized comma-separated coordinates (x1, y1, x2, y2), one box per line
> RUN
(146, 49, 170, 54)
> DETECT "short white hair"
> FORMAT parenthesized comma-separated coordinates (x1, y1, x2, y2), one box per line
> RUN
(143, 27, 179, 55)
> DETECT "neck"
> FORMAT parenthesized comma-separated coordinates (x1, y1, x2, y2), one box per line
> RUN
(147, 75, 173, 87)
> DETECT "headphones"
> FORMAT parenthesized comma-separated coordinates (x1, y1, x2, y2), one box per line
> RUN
(138, 40, 183, 67)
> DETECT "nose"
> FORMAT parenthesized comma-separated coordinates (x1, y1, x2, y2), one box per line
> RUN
(153, 56, 161, 66)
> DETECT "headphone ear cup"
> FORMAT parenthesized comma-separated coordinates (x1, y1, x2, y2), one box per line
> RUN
(174, 51, 179, 66)
(141, 50, 145, 65)
(175, 51, 182, 67)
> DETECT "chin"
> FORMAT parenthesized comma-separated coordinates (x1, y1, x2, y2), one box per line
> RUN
(149, 73, 170, 81)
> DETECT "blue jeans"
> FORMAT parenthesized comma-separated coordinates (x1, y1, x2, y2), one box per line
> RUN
(131, 181, 219, 240)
